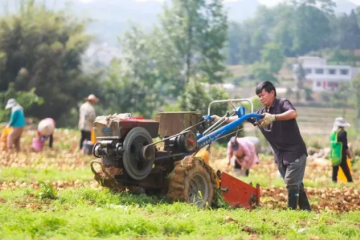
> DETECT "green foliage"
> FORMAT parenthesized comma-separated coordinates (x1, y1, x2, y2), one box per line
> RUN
(292, 2, 332, 54)
(2, 186, 360, 239)
(351, 74, 360, 131)
(329, 83, 351, 108)
(337, 10, 360, 50)
(294, 61, 307, 101)
(261, 42, 284, 74)
(249, 42, 284, 84)
(243, 96, 262, 113)
(213, 188, 230, 209)
(0, 82, 43, 122)
(226, 0, 339, 64)
(329, 49, 360, 66)
(179, 81, 212, 115)
(0, 0, 96, 126)
(251, 62, 278, 83)
(159, 0, 228, 86)
(179, 81, 244, 143)
(309, 140, 323, 149)
(98, 58, 162, 118)
(304, 87, 314, 101)
(225, 22, 242, 65)
(208, 86, 232, 116)
(179, 80, 230, 116)
(36, 181, 57, 200)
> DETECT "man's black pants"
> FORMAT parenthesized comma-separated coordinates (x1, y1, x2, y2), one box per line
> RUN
(80, 130, 91, 150)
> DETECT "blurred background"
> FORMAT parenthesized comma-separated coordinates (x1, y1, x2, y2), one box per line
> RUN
(0, 0, 360, 152)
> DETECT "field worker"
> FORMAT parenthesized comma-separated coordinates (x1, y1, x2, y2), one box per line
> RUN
(5, 98, 26, 152)
(227, 136, 259, 177)
(32, 118, 56, 151)
(212, 81, 311, 211)
(330, 117, 353, 183)
(78, 94, 98, 150)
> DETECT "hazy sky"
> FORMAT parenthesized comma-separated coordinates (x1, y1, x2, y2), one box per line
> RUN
(79, 0, 360, 7)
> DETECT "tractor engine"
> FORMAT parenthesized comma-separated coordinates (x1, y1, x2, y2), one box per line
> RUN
(91, 112, 203, 193)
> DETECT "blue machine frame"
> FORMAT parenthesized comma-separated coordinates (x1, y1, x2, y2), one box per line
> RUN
(195, 99, 262, 149)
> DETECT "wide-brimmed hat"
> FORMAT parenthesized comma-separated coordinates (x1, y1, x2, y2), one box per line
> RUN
(5, 98, 18, 109)
(333, 117, 350, 131)
(85, 94, 99, 102)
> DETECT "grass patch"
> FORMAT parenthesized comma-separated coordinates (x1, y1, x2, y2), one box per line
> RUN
(1, 188, 360, 239)
(0, 167, 93, 182)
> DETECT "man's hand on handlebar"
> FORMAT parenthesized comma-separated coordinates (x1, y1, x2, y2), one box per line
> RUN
(258, 113, 276, 128)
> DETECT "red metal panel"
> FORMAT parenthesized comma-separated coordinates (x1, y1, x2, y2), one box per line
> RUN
(220, 172, 260, 209)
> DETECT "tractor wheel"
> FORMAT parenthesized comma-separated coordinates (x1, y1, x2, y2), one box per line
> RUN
(167, 156, 217, 208)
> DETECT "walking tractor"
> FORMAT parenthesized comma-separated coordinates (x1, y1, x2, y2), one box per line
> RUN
(90, 99, 263, 208)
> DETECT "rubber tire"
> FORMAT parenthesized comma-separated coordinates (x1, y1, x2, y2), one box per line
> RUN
(167, 156, 216, 208)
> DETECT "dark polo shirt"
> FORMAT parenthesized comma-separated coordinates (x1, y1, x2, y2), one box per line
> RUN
(255, 98, 307, 164)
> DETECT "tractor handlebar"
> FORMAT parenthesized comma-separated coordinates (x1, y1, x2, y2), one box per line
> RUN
(197, 113, 263, 149)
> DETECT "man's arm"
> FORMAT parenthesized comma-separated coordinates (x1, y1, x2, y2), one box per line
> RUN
(277, 99, 298, 120)
(273, 109, 297, 121)
(261, 99, 297, 126)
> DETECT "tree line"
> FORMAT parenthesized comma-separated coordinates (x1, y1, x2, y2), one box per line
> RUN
(225, 0, 360, 65)
(1, 0, 360, 128)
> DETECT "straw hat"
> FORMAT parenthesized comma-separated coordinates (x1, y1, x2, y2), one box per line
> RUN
(5, 98, 18, 109)
(85, 94, 99, 102)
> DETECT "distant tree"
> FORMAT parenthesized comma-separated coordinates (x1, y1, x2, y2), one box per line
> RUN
(237, 24, 258, 64)
(0, 0, 96, 126)
(292, 2, 332, 54)
(159, 0, 228, 87)
(338, 10, 360, 50)
(180, 80, 212, 115)
(94, 23, 174, 118)
(352, 74, 360, 131)
(304, 87, 313, 101)
(261, 43, 284, 74)
(294, 61, 307, 102)
(97, 60, 159, 118)
(329, 49, 360, 66)
(179, 80, 239, 144)
(250, 43, 284, 84)
(251, 62, 278, 83)
(226, 22, 242, 65)
(329, 83, 350, 118)
(290, 0, 336, 15)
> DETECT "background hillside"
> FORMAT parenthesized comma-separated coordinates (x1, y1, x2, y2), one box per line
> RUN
(49, 0, 360, 46)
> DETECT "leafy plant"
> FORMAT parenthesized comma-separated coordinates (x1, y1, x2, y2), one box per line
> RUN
(0, 83, 43, 123)
(36, 181, 57, 200)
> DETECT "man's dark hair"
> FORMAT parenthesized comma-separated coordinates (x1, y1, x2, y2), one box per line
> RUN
(255, 81, 277, 97)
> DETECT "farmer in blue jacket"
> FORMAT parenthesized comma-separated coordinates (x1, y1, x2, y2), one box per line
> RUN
(5, 98, 26, 152)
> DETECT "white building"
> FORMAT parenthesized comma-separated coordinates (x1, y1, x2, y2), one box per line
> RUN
(293, 56, 360, 92)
